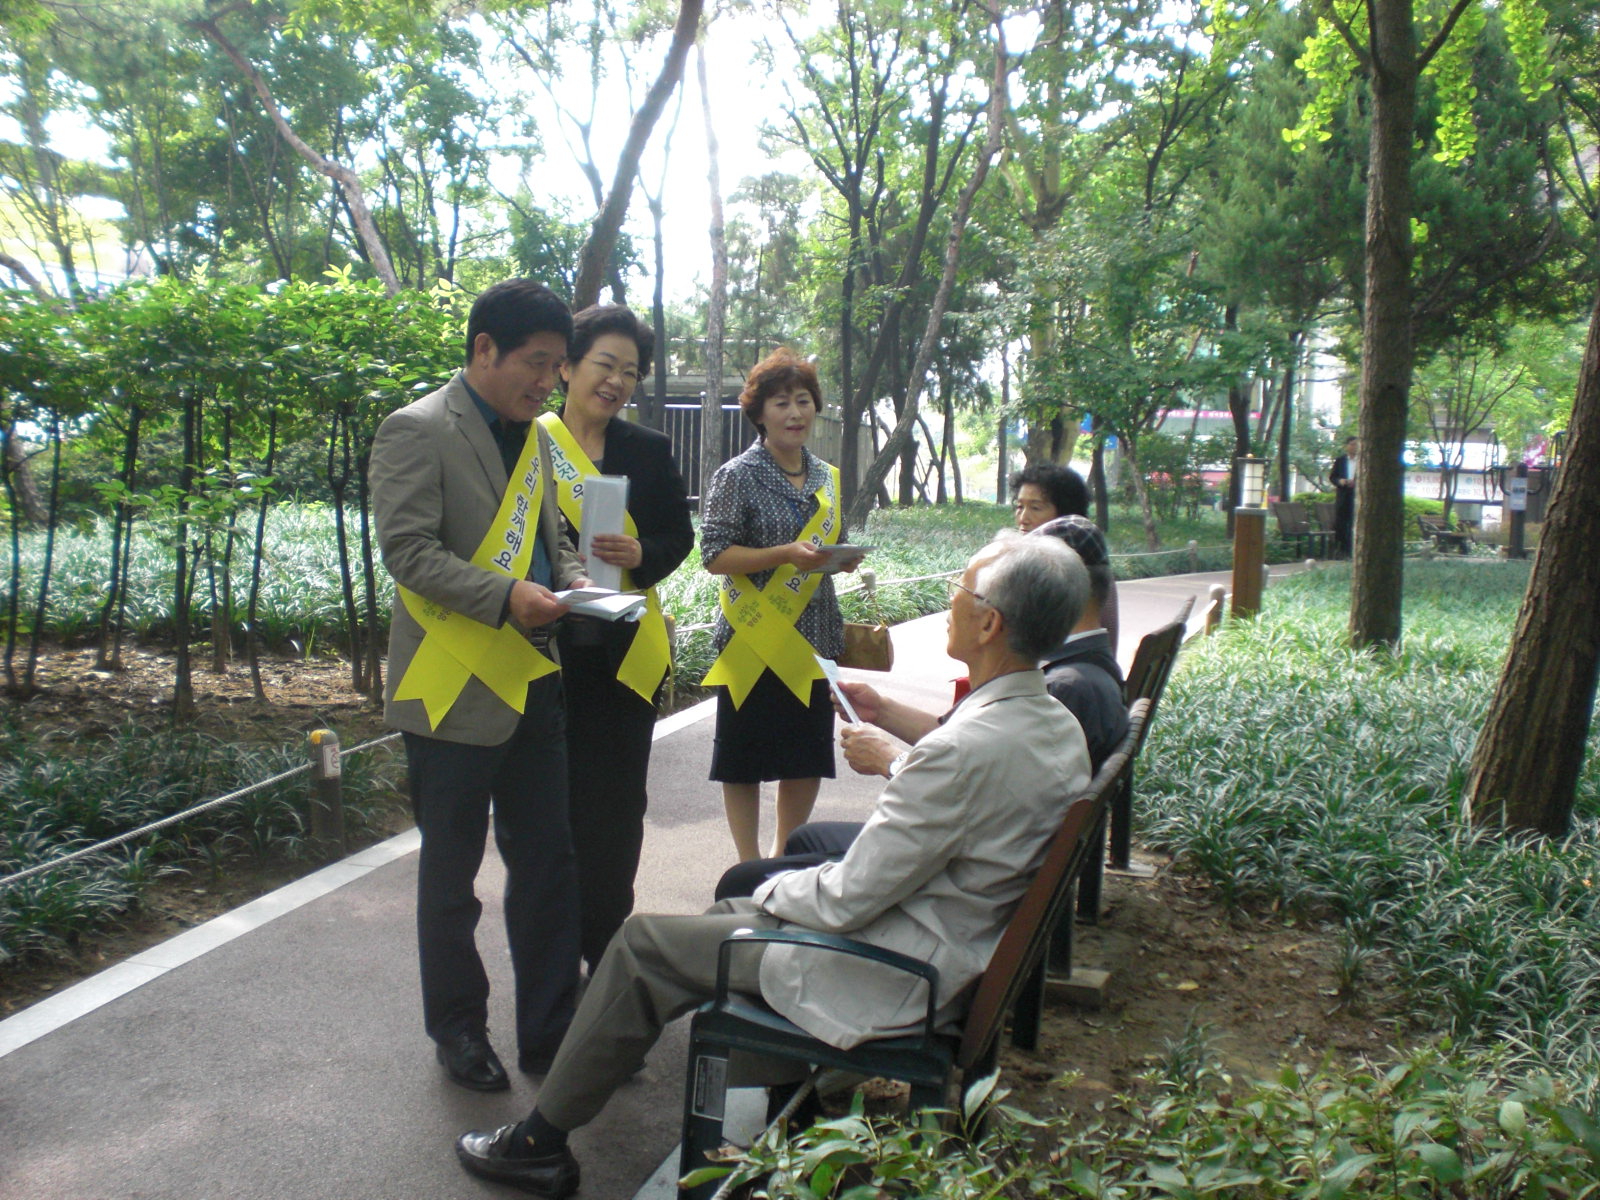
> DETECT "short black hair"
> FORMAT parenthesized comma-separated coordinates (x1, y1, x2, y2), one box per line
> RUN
(1032, 515, 1114, 612)
(1010, 462, 1090, 518)
(464, 279, 573, 365)
(569, 305, 654, 379)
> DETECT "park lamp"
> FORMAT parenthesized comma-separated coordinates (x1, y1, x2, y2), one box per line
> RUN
(1231, 456, 1269, 620)
(1236, 456, 1268, 510)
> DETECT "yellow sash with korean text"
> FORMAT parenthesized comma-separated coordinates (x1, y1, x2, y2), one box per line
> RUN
(537, 412, 674, 703)
(701, 467, 840, 708)
(391, 427, 559, 730)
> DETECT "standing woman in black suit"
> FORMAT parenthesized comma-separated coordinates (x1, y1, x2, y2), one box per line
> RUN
(539, 305, 693, 974)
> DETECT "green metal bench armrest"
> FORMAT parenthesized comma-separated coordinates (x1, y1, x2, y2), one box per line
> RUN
(715, 927, 942, 1041)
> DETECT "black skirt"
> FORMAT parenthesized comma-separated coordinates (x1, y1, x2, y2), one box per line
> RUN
(709, 672, 836, 784)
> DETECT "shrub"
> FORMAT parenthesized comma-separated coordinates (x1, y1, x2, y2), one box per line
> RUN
(1139, 560, 1600, 1103)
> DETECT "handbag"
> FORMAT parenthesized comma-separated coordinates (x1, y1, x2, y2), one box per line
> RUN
(839, 620, 894, 671)
(838, 581, 895, 673)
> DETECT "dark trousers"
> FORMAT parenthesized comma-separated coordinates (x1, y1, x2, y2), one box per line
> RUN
(712, 820, 862, 900)
(403, 673, 579, 1062)
(1335, 492, 1355, 557)
(560, 641, 656, 972)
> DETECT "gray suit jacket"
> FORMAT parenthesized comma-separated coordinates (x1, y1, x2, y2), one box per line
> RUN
(370, 372, 583, 746)
(752, 669, 1091, 1048)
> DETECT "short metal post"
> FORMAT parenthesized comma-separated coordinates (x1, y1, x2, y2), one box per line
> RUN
(308, 729, 345, 857)
(1187, 539, 1199, 573)
(860, 566, 877, 597)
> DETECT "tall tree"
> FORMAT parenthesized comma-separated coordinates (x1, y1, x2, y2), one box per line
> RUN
(571, 0, 703, 308)
(1465, 275, 1600, 835)
(1287, 0, 1555, 647)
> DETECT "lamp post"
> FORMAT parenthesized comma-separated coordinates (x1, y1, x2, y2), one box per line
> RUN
(1231, 456, 1269, 618)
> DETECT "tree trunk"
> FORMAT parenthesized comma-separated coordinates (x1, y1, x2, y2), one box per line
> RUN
(1121, 433, 1161, 552)
(22, 417, 61, 693)
(996, 349, 1010, 504)
(848, 27, 1009, 528)
(1349, 0, 1418, 649)
(1277, 358, 1295, 502)
(96, 404, 142, 671)
(1465, 279, 1600, 836)
(573, 0, 704, 309)
(247, 407, 278, 702)
(697, 41, 727, 501)
(171, 387, 197, 720)
(195, 17, 403, 296)
(357, 446, 383, 703)
(1089, 423, 1110, 530)
(3, 424, 46, 527)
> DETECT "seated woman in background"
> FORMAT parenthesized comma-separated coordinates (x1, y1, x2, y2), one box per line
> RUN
(700, 348, 856, 862)
(1010, 461, 1119, 654)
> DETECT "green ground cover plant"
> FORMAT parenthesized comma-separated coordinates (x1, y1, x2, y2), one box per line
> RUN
(1140, 561, 1600, 1101)
(19, 499, 1286, 677)
(712, 1049, 1600, 1198)
(0, 713, 405, 964)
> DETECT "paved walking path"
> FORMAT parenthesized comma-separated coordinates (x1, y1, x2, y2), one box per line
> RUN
(0, 566, 1295, 1200)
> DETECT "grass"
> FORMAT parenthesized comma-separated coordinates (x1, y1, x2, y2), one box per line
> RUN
(1139, 559, 1600, 1104)
(0, 713, 406, 964)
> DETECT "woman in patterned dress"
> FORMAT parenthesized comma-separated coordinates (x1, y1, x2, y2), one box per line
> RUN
(700, 348, 857, 861)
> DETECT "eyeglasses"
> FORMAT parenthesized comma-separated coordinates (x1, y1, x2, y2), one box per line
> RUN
(581, 357, 641, 389)
(947, 577, 997, 613)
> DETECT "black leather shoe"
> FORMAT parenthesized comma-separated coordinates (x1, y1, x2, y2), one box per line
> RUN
(456, 1125, 580, 1197)
(436, 1030, 509, 1092)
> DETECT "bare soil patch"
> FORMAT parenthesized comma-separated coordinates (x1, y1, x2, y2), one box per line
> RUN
(1000, 858, 1403, 1123)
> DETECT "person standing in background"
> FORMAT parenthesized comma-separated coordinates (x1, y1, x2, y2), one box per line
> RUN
(369, 280, 589, 1090)
(1331, 436, 1358, 558)
(539, 305, 693, 975)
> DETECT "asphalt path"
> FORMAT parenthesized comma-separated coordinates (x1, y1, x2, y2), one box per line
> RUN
(0, 567, 1288, 1200)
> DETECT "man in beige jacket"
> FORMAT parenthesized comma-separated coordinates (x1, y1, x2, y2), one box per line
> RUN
(454, 532, 1091, 1198)
(370, 280, 587, 1093)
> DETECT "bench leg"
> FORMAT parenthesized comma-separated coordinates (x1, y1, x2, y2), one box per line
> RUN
(1009, 956, 1046, 1052)
(680, 1032, 732, 1200)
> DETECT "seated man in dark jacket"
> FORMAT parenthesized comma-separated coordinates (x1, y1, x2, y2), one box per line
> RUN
(1033, 515, 1129, 769)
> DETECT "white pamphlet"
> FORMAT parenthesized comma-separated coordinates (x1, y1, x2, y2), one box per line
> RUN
(814, 654, 861, 723)
(577, 474, 630, 591)
(554, 587, 648, 622)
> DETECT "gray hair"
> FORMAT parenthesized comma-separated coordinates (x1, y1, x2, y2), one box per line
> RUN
(971, 531, 1087, 660)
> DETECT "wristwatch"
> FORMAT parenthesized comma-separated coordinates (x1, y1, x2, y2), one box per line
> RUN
(888, 751, 909, 778)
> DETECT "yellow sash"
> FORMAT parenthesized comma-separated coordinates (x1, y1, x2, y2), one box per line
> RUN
(391, 425, 559, 731)
(537, 412, 674, 703)
(701, 466, 841, 708)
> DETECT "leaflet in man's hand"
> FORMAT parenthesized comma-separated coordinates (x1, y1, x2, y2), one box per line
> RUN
(555, 588, 648, 622)
(578, 474, 630, 591)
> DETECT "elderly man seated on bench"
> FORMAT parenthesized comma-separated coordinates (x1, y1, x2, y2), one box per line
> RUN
(454, 532, 1093, 1198)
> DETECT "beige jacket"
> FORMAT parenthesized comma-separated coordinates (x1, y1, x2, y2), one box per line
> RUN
(753, 669, 1091, 1048)
(370, 372, 583, 745)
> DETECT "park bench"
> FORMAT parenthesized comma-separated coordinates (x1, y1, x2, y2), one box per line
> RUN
(677, 704, 1148, 1199)
(1313, 500, 1339, 540)
(1271, 500, 1332, 558)
(1073, 596, 1190, 931)
(1418, 514, 1473, 554)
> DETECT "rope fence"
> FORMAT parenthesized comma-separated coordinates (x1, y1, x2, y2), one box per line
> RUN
(0, 731, 402, 892)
